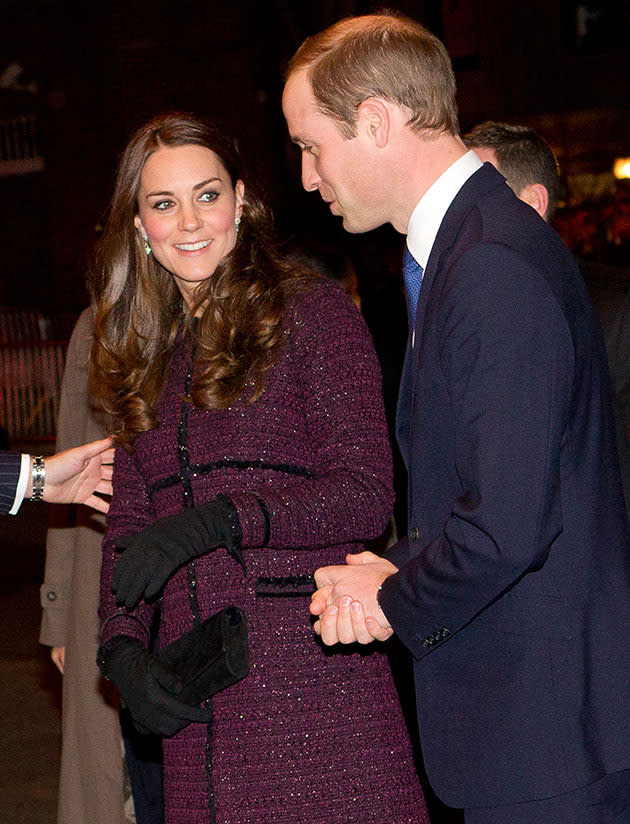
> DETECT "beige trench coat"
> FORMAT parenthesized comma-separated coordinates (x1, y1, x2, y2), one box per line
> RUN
(39, 308, 128, 824)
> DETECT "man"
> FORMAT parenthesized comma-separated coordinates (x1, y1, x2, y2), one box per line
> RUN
(465, 122, 630, 518)
(0, 438, 113, 515)
(463, 120, 561, 221)
(282, 12, 630, 823)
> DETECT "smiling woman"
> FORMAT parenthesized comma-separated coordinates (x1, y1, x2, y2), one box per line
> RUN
(88, 112, 427, 824)
(89, 113, 289, 445)
(134, 145, 244, 307)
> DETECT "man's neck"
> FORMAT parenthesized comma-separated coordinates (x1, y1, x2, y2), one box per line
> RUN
(388, 132, 468, 234)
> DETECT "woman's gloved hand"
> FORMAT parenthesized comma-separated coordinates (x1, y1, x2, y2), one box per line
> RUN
(98, 635, 211, 736)
(113, 495, 243, 608)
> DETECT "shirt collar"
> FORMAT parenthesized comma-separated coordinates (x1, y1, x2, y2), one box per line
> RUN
(406, 150, 483, 269)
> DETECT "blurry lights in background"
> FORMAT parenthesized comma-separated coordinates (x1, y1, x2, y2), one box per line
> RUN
(613, 158, 630, 180)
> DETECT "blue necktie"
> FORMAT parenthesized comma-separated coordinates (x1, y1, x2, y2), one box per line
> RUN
(403, 246, 424, 328)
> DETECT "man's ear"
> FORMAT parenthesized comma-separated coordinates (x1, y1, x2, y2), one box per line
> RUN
(356, 98, 391, 149)
(519, 183, 549, 222)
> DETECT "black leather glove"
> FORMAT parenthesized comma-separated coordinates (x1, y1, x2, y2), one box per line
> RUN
(113, 495, 242, 608)
(98, 635, 211, 736)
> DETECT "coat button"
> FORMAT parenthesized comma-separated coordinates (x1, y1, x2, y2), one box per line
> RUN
(409, 527, 419, 540)
(46, 591, 57, 602)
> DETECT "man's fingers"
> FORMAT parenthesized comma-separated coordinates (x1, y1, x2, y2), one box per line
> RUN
(100, 446, 116, 464)
(350, 600, 377, 644)
(82, 437, 114, 457)
(345, 551, 380, 565)
(319, 605, 340, 646)
(336, 596, 357, 644)
(310, 585, 332, 616)
(95, 477, 113, 493)
(365, 616, 394, 641)
(314, 565, 336, 588)
(314, 601, 387, 645)
(83, 494, 110, 514)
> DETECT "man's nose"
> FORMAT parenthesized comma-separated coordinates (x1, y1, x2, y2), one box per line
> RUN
(301, 153, 320, 192)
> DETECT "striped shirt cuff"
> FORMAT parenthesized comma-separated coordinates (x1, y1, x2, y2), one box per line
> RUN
(9, 454, 31, 515)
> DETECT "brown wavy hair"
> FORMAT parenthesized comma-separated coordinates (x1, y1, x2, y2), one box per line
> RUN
(89, 112, 303, 450)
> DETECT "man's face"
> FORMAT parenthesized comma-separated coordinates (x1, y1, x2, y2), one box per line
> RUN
(282, 70, 388, 234)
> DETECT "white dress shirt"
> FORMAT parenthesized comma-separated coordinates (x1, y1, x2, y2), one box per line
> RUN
(10, 453, 31, 514)
(406, 150, 483, 269)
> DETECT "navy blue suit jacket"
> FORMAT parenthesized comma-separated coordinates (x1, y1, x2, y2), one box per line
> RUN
(0, 451, 22, 514)
(380, 164, 630, 807)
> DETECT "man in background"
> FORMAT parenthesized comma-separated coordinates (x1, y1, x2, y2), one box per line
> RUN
(463, 120, 560, 221)
(465, 120, 630, 514)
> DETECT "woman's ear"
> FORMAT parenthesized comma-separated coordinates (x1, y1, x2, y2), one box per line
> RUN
(235, 180, 245, 222)
(134, 215, 146, 235)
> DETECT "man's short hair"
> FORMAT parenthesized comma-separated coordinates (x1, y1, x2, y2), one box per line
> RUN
(286, 12, 459, 140)
(464, 121, 561, 219)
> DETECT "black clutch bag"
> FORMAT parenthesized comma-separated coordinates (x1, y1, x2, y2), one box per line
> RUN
(153, 606, 249, 706)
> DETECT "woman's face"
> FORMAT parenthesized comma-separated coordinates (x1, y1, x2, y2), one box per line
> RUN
(134, 144, 244, 306)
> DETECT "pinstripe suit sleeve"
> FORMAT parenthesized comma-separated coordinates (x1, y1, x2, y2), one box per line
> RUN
(0, 451, 29, 515)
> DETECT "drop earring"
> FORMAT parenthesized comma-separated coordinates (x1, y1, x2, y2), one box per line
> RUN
(142, 235, 152, 255)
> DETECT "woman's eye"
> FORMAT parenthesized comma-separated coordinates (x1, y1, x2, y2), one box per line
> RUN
(199, 190, 219, 203)
(152, 199, 173, 211)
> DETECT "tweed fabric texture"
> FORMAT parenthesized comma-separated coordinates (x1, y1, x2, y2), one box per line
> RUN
(100, 279, 427, 824)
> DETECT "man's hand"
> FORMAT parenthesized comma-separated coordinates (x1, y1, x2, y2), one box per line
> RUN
(41, 438, 114, 513)
(310, 551, 397, 646)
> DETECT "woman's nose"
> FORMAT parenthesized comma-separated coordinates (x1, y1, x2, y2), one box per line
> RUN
(179, 203, 203, 231)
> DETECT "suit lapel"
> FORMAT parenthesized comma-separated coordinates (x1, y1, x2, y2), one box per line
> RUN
(396, 164, 507, 459)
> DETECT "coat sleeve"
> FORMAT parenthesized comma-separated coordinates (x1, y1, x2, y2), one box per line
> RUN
(0, 451, 22, 515)
(99, 442, 158, 646)
(228, 283, 395, 550)
(381, 243, 574, 658)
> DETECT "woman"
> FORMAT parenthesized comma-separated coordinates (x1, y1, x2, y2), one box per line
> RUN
(92, 113, 427, 824)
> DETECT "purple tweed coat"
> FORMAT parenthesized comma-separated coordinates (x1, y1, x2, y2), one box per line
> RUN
(100, 279, 428, 824)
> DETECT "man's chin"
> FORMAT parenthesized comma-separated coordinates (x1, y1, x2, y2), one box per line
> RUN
(341, 215, 381, 235)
